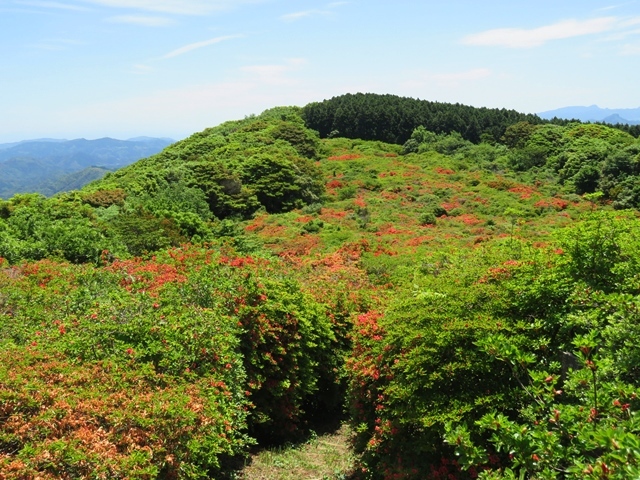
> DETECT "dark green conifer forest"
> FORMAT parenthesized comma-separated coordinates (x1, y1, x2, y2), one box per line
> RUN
(1, 94, 640, 479)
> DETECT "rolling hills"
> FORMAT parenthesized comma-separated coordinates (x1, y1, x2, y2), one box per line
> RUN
(0, 136, 173, 199)
(539, 105, 640, 125)
(1, 95, 640, 479)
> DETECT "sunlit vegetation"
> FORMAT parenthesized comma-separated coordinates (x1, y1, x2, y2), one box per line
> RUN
(1, 97, 640, 479)
(302, 93, 640, 145)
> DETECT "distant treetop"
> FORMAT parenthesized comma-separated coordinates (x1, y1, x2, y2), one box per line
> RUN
(302, 93, 640, 145)
(301, 92, 543, 144)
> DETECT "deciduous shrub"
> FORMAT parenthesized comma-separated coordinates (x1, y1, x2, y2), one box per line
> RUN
(347, 212, 640, 479)
(0, 245, 344, 476)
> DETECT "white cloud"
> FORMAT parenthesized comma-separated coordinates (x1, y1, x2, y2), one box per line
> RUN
(596, 2, 637, 12)
(130, 64, 154, 74)
(281, 10, 325, 22)
(29, 38, 84, 50)
(107, 15, 173, 26)
(620, 42, 640, 54)
(620, 16, 640, 27)
(15, 1, 90, 11)
(462, 17, 617, 48)
(281, 3, 344, 22)
(282, 11, 310, 21)
(77, 0, 261, 15)
(240, 58, 306, 86)
(163, 35, 241, 59)
(596, 4, 622, 12)
(602, 27, 640, 41)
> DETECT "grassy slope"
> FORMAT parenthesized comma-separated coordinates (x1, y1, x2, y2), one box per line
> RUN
(240, 137, 588, 291)
(237, 136, 593, 478)
(0, 128, 617, 479)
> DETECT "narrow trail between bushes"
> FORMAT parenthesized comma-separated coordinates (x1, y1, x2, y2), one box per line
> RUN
(238, 423, 355, 480)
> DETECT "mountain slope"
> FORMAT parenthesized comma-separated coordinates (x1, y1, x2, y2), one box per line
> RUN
(539, 105, 640, 124)
(0, 136, 173, 198)
(2, 100, 640, 480)
(0, 137, 173, 167)
(85, 106, 324, 219)
(33, 166, 112, 197)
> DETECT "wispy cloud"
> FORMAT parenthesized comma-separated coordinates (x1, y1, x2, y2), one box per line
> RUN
(107, 15, 173, 26)
(281, 2, 345, 22)
(130, 64, 155, 74)
(281, 10, 318, 22)
(621, 16, 640, 27)
(596, 2, 637, 12)
(602, 27, 640, 41)
(462, 17, 617, 48)
(240, 58, 306, 86)
(15, 1, 90, 11)
(592, 16, 640, 41)
(163, 35, 241, 59)
(620, 42, 640, 54)
(77, 0, 261, 15)
(29, 38, 84, 50)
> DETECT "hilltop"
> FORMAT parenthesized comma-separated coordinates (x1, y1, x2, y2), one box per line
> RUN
(1, 95, 640, 479)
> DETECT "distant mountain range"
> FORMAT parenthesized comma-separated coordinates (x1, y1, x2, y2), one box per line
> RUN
(538, 106, 640, 125)
(0, 137, 173, 199)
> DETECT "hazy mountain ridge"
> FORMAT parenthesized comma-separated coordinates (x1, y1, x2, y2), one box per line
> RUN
(539, 105, 640, 124)
(0, 138, 68, 150)
(32, 166, 113, 197)
(0, 137, 174, 167)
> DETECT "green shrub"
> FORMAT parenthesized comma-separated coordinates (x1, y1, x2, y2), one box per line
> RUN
(347, 213, 640, 479)
(0, 245, 344, 475)
(419, 211, 437, 225)
(338, 185, 358, 200)
(302, 219, 324, 233)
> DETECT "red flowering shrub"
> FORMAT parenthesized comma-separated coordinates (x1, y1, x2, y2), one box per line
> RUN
(0, 347, 249, 479)
(0, 245, 343, 474)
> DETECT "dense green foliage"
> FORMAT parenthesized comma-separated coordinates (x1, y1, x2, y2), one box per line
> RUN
(302, 93, 545, 144)
(402, 121, 640, 209)
(0, 247, 345, 477)
(347, 212, 640, 479)
(88, 107, 324, 219)
(2, 100, 640, 479)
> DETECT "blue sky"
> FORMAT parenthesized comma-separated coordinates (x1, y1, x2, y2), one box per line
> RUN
(1, 0, 639, 142)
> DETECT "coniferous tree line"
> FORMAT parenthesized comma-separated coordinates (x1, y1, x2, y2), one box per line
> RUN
(301, 93, 640, 145)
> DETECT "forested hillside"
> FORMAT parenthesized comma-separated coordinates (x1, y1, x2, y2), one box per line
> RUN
(1, 99, 640, 479)
(302, 93, 640, 144)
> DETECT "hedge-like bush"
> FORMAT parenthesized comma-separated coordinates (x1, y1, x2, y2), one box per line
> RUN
(347, 212, 640, 479)
(0, 245, 343, 477)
